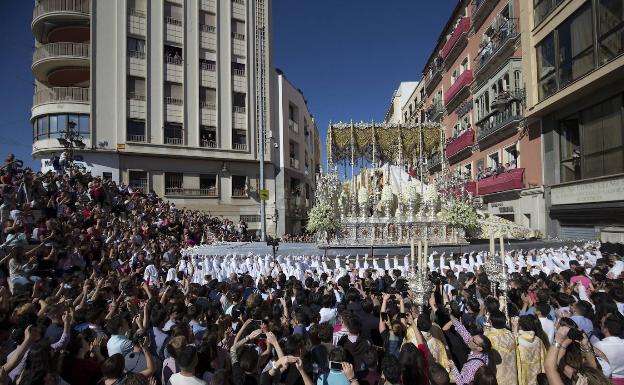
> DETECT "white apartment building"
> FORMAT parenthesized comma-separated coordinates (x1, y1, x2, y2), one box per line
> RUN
(30, 0, 318, 236)
(274, 69, 321, 235)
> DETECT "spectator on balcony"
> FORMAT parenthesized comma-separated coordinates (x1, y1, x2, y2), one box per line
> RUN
(480, 36, 492, 65)
(495, 162, 505, 175)
(499, 15, 510, 38)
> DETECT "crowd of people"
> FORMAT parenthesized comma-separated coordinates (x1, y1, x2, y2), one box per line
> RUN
(0, 154, 623, 385)
(476, 160, 517, 180)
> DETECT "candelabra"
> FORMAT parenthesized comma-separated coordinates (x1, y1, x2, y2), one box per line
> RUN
(408, 262, 432, 311)
(483, 251, 510, 326)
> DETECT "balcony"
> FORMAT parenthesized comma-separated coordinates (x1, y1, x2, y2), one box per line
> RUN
(127, 92, 146, 119)
(233, 69, 246, 92)
(233, 143, 247, 151)
(200, 0, 217, 12)
(444, 69, 473, 111)
(232, 188, 248, 197)
(424, 60, 443, 95)
(32, 0, 90, 41)
(427, 153, 443, 172)
(33, 86, 89, 108)
(426, 100, 445, 122)
(201, 139, 218, 148)
(476, 94, 524, 146)
(290, 158, 300, 169)
(165, 97, 183, 122)
(165, 17, 183, 43)
(232, 34, 246, 57)
(200, 103, 217, 126)
(445, 129, 474, 161)
(232, 0, 246, 19)
(476, 168, 524, 195)
(474, 19, 519, 83)
(165, 137, 184, 145)
(128, 8, 146, 36)
(441, 17, 470, 65)
(471, 0, 497, 32)
(200, 25, 217, 51)
(165, 187, 218, 197)
(128, 50, 146, 77)
(32, 42, 90, 82)
(127, 134, 145, 143)
(289, 120, 299, 134)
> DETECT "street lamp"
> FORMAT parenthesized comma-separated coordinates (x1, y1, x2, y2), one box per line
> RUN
(57, 120, 86, 168)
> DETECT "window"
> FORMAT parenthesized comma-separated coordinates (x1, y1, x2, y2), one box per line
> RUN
(127, 119, 145, 141)
(128, 37, 145, 55)
(233, 92, 246, 108)
(488, 152, 500, 168)
(232, 62, 246, 75)
(165, 82, 183, 104)
(559, 94, 624, 182)
(103, 172, 113, 181)
(463, 163, 472, 178)
(164, 45, 183, 64)
(164, 123, 183, 144)
(232, 175, 247, 197)
(232, 20, 245, 39)
(164, 2, 183, 24)
(598, 0, 624, 63)
(128, 170, 148, 192)
(504, 144, 518, 166)
(127, 77, 145, 100)
(534, 0, 564, 25)
(165, 172, 183, 194)
(200, 58, 216, 70)
(558, 4, 594, 88)
(451, 69, 459, 84)
(536, 2, 622, 101)
(32, 114, 90, 141)
(536, 33, 557, 101)
(461, 57, 469, 73)
(200, 174, 217, 195)
(200, 87, 216, 108)
(200, 126, 217, 147)
(200, 11, 216, 31)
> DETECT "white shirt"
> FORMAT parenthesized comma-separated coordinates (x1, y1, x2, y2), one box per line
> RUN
(169, 372, 207, 385)
(538, 317, 555, 344)
(594, 336, 624, 378)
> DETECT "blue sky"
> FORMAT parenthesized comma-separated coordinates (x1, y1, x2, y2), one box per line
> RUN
(0, 1, 455, 169)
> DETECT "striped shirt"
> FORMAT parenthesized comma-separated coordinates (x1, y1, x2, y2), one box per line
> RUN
(451, 319, 488, 385)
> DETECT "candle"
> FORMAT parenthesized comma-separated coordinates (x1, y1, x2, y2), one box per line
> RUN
(489, 233, 495, 257)
(410, 239, 415, 270)
(499, 236, 505, 259)
(424, 239, 428, 265)
(417, 240, 422, 271)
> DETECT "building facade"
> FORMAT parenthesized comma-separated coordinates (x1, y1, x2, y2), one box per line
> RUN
(520, 0, 624, 240)
(418, 0, 546, 233)
(274, 70, 321, 236)
(30, 0, 318, 236)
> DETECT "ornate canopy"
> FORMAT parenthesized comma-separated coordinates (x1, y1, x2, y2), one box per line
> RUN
(327, 121, 443, 166)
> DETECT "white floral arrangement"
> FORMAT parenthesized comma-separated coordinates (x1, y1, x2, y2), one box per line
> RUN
(381, 185, 394, 203)
(424, 182, 439, 205)
(441, 199, 479, 231)
(338, 188, 348, 209)
(306, 201, 341, 237)
(358, 187, 369, 207)
(402, 181, 420, 204)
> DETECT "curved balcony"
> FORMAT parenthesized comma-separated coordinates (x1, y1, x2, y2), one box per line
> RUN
(32, 0, 90, 42)
(445, 129, 474, 161)
(444, 69, 473, 111)
(441, 17, 470, 66)
(32, 42, 90, 83)
(32, 86, 90, 119)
